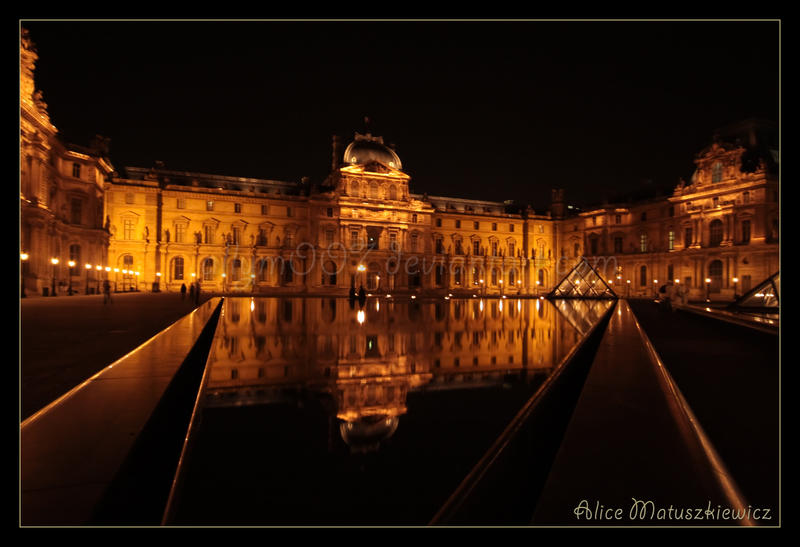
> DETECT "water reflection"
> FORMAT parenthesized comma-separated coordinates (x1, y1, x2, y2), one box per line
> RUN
(205, 297, 613, 453)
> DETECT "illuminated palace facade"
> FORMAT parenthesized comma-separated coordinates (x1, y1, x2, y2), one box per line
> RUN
(19, 33, 779, 301)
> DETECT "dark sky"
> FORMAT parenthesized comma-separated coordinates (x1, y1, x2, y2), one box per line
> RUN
(23, 20, 779, 210)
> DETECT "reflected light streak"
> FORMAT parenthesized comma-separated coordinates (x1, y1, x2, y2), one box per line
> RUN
(357, 310, 365, 324)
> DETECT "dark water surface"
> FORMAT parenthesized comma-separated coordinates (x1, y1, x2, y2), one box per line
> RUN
(169, 296, 612, 526)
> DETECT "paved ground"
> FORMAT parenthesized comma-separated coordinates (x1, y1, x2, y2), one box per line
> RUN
(20, 291, 214, 421)
(627, 299, 780, 522)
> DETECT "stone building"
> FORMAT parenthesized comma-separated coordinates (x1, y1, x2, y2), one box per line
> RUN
(20, 29, 114, 297)
(20, 31, 778, 302)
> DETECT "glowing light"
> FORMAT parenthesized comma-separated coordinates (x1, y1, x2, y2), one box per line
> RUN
(122, 269, 128, 274)
(705, 278, 711, 284)
(221, 273, 226, 278)
(85, 263, 92, 269)
(517, 299, 522, 312)
(479, 300, 484, 311)
(67, 260, 75, 268)
(536, 281, 541, 286)
(608, 279, 613, 285)
(480, 279, 484, 284)
(367, 293, 373, 297)
(411, 295, 416, 299)
(499, 279, 503, 284)
(250, 274, 255, 278)
(191, 272, 196, 277)
(51, 257, 59, 265)
(376, 300, 380, 311)
(250, 299, 255, 312)
(357, 264, 366, 272)
(21, 253, 29, 261)
(357, 310, 365, 324)
(135, 271, 140, 276)
(733, 277, 739, 283)
(105, 267, 111, 272)
(535, 299, 540, 311)
(114, 268, 119, 273)
(386, 294, 392, 298)
(96, 265, 102, 270)
(705, 307, 712, 312)
(626, 280, 630, 284)
(674, 279, 680, 284)
(444, 296, 450, 300)
(499, 300, 504, 312)
(653, 280, 658, 284)
(502, 295, 507, 299)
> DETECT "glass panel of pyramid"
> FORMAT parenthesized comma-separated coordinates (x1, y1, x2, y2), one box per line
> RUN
(548, 257, 617, 299)
(553, 298, 615, 336)
(732, 272, 779, 310)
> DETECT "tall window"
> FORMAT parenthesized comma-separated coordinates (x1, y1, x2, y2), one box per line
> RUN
(370, 182, 380, 199)
(435, 265, 445, 286)
(232, 227, 241, 245)
(69, 244, 81, 268)
(231, 258, 242, 281)
(712, 162, 723, 183)
(473, 240, 480, 255)
(175, 224, 186, 243)
(709, 260, 723, 293)
(173, 256, 184, 280)
(508, 269, 516, 286)
(435, 218, 442, 227)
(574, 243, 580, 257)
(509, 241, 515, 257)
(474, 221, 480, 230)
(70, 198, 82, 225)
(123, 219, 135, 240)
(472, 266, 480, 285)
(614, 237, 623, 254)
(206, 200, 214, 211)
(177, 198, 186, 209)
(668, 230, 675, 251)
(389, 185, 397, 200)
(455, 240, 463, 255)
(492, 223, 498, 231)
(350, 230, 360, 249)
(203, 225, 215, 244)
(667, 264, 674, 282)
(615, 214, 621, 224)
(741, 220, 751, 244)
(72, 163, 81, 178)
(491, 268, 498, 286)
(743, 191, 750, 204)
(639, 265, 647, 287)
(709, 219, 724, 247)
(286, 207, 293, 217)
(410, 233, 418, 253)
(639, 233, 648, 253)
(202, 258, 214, 281)
(589, 237, 598, 256)
(492, 241, 498, 256)
(684, 227, 693, 248)
(435, 237, 444, 254)
(234, 203, 242, 213)
(509, 224, 515, 232)
(326, 230, 335, 246)
(125, 193, 135, 204)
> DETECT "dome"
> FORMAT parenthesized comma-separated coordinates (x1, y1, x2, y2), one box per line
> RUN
(343, 133, 402, 170)
(339, 415, 400, 453)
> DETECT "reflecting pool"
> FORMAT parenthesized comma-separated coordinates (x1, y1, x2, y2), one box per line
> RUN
(168, 296, 613, 526)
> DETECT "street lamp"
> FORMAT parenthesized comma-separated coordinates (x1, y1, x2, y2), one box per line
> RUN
(114, 268, 120, 292)
(84, 263, 92, 294)
(705, 277, 711, 302)
(67, 260, 76, 295)
(653, 279, 658, 298)
(626, 279, 631, 298)
(21, 252, 29, 298)
(50, 257, 59, 296)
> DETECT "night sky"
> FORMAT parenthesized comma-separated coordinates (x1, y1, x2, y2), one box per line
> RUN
(22, 20, 779, 210)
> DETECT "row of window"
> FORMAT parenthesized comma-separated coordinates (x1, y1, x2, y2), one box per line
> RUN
(435, 218, 517, 232)
(433, 237, 517, 257)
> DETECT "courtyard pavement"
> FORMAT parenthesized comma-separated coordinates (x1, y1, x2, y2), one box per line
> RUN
(20, 291, 214, 421)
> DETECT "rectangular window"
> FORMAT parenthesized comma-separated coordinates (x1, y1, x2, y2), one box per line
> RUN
(232, 227, 241, 245)
(492, 241, 498, 256)
(455, 240, 463, 255)
(509, 224, 515, 232)
(592, 216, 597, 226)
(435, 237, 444, 254)
(258, 229, 267, 246)
(326, 230, 335, 246)
(412, 213, 418, 223)
(177, 198, 186, 209)
(72, 163, 81, 178)
(669, 206, 674, 217)
(435, 218, 442, 227)
(206, 200, 214, 211)
(615, 214, 621, 224)
(473, 240, 480, 255)
(741, 220, 751, 244)
(640, 233, 648, 253)
(684, 227, 693, 248)
(492, 223, 498, 231)
(70, 198, 82, 224)
(640, 212, 647, 222)
(509, 242, 515, 257)
(350, 230, 359, 249)
(175, 224, 186, 243)
(614, 237, 623, 254)
(123, 219, 135, 240)
(668, 230, 675, 251)
(234, 203, 242, 213)
(474, 221, 479, 230)
(125, 193, 135, 204)
(204, 225, 214, 244)
(455, 220, 461, 229)
(287, 207, 293, 217)
(326, 207, 333, 217)
(537, 224, 543, 233)
(261, 204, 269, 215)
(410, 234, 418, 252)
(389, 232, 398, 251)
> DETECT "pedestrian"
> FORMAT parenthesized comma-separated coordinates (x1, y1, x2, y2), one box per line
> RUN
(103, 279, 112, 304)
(180, 283, 187, 300)
(189, 282, 195, 302)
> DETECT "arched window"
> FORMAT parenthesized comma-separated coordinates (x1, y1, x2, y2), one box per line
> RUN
(709, 219, 724, 247)
(231, 258, 242, 281)
(370, 182, 380, 199)
(508, 269, 516, 286)
(389, 185, 397, 200)
(639, 265, 647, 287)
(172, 256, 184, 281)
(122, 255, 135, 290)
(709, 260, 723, 293)
(351, 180, 360, 196)
(202, 258, 214, 281)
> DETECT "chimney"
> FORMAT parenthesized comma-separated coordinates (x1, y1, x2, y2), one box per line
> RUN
(332, 135, 343, 172)
(551, 188, 566, 219)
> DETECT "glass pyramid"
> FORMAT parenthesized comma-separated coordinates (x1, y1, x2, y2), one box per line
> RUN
(730, 271, 779, 311)
(553, 298, 616, 336)
(547, 257, 617, 299)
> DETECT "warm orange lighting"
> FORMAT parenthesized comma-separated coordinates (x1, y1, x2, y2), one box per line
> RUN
(85, 263, 92, 269)
(653, 280, 658, 284)
(114, 268, 119, 272)
(733, 277, 739, 283)
(357, 310, 365, 324)
(21, 252, 29, 261)
(122, 269, 128, 274)
(96, 265, 102, 270)
(220, 273, 225, 278)
(105, 267, 111, 272)
(191, 272, 196, 277)
(705, 278, 711, 284)
(156, 272, 162, 277)
(51, 257, 59, 265)
(626, 279, 630, 284)
(674, 279, 680, 283)
(357, 264, 366, 272)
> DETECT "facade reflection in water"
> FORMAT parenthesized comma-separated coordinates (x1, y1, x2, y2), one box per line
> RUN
(204, 297, 613, 453)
